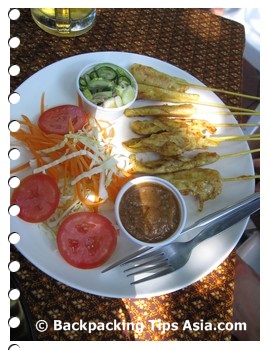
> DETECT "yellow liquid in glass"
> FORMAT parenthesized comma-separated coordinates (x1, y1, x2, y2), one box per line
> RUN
(31, 8, 96, 37)
(39, 8, 93, 20)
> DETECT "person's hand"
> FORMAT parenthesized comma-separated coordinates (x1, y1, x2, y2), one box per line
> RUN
(210, 9, 225, 16)
(253, 158, 260, 192)
(232, 157, 260, 340)
(232, 255, 260, 340)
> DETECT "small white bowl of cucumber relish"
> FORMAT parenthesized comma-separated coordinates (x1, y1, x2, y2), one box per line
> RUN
(77, 62, 138, 122)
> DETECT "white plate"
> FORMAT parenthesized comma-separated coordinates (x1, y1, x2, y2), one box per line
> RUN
(10, 52, 255, 298)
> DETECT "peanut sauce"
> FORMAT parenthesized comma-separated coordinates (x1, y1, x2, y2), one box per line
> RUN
(119, 182, 181, 243)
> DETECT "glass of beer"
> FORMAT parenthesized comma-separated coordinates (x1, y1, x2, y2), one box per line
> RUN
(30, 8, 96, 37)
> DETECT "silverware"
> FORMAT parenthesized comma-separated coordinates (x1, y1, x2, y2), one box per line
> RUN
(102, 192, 259, 273)
(121, 193, 260, 284)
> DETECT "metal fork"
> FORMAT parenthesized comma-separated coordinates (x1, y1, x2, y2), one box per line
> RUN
(119, 193, 260, 284)
(102, 192, 259, 273)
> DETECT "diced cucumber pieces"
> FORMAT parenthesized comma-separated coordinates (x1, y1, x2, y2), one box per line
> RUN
(79, 77, 87, 86)
(115, 85, 125, 97)
(118, 75, 131, 87)
(96, 66, 117, 80)
(82, 88, 93, 100)
(122, 85, 136, 105)
(89, 71, 98, 79)
(103, 97, 117, 108)
(114, 95, 123, 107)
(79, 63, 136, 108)
(87, 78, 115, 93)
(91, 91, 113, 105)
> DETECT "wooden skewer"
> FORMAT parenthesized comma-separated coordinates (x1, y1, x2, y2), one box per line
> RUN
(186, 82, 260, 101)
(159, 167, 259, 210)
(193, 100, 259, 113)
(220, 148, 260, 159)
(223, 175, 260, 182)
(130, 63, 259, 101)
(211, 134, 260, 142)
(199, 111, 260, 116)
(128, 148, 260, 175)
(124, 103, 259, 118)
(215, 123, 260, 128)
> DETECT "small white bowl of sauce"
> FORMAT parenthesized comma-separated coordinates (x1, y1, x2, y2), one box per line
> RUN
(114, 176, 187, 247)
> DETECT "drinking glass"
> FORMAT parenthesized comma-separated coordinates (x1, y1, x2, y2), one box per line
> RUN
(31, 8, 96, 37)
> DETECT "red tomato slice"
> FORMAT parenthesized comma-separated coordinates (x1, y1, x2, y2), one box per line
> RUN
(11, 173, 60, 223)
(38, 104, 88, 135)
(57, 212, 117, 269)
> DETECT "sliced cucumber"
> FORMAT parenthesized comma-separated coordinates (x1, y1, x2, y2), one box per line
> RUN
(79, 77, 87, 87)
(82, 88, 93, 101)
(115, 85, 125, 97)
(103, 97, 117, 108)
(114, 95, 123, 107)
(89, 71, 98, 79)
(79, 63, 136, 108)
(87, 78, 115, 93)
(91, 91, 113, 105)
(96, 66, 117, 80)
(121, 85, 136, 105)
(118, 75, 131, 87)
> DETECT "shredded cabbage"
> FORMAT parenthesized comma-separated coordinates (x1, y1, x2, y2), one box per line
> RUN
(33, 126, 123, 191)
(33, 124, 129, 235)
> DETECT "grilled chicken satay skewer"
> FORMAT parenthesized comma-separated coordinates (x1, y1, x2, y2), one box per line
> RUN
(137, 85, 260, 107)
(124, 103, 259, 118)
(122, 130, 259, 157)
(130, 118, 217, 135)
(137, 84, 200, 103)
(130, 118, 259, 136)
(128, 149, 260, 174)
(130, 63, 189, 92)
(158, 168, 259, 211)
(124, 103, 197, 118)
(130, 63, 260, 101)
(129, 64, 259, 118)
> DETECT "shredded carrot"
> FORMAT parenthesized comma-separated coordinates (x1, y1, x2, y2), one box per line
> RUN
(77, 93, 83, 109)
(119, 167, 135, 178)
(68, 118, 75, 133)
(10, 162, 30, 174)
(40, 92, 45, 114)
(10, 95, 131, 214)
(75, 182, 105, 209)
(107, 173, 134, 203)
(95, 118, 116, 139)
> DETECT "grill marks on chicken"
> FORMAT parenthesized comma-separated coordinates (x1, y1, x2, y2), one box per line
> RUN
(159, 168, 223, 211)
(121, 117, 233, 209)
(124, 103, 196, 118)
(129, 152, 220, 174)
(121, 63, 256, 210)
(130, 118, 217, 136)
(122, 116, 223, 209)
(123, 118, 220, 156)
(122, 130, 220, 156)
(129, 63, 189, 92)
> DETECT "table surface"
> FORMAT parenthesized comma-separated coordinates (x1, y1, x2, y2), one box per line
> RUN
(10, 8, 245, 341)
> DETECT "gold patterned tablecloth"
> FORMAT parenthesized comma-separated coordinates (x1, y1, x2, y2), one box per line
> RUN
(10, 8, 245, 341)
